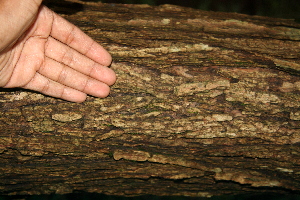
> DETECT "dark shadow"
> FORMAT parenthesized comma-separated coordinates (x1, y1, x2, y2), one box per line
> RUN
(1, 192, 300, 200)
(43, 0, 84, 15)
(0, 88, 20, 93)
(0, 193, 220, 200)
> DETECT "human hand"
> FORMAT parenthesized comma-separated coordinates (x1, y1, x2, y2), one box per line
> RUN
(0, 0, 116, 102)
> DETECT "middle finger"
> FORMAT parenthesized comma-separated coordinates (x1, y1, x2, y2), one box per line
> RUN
(38, 57, 110, 98)
(45, 36, 115, 85)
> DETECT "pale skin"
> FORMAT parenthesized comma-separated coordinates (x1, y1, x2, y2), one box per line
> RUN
(0, 0, 116, 102)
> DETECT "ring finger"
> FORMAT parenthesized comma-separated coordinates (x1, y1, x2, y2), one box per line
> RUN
(38, 57, 111, 98)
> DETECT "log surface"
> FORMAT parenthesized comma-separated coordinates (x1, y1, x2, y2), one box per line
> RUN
(0, 0, 300, 197)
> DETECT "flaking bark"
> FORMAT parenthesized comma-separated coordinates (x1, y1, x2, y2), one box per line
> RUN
(0, 0, 300, 197)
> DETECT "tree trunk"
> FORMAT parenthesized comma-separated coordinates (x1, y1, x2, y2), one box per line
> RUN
(1, 0, 300, 197)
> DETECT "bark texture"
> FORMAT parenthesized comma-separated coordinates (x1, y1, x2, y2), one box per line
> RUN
(1, 0, 300, 197)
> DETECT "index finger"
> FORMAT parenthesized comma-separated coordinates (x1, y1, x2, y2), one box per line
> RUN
(47, 7, 112, 66)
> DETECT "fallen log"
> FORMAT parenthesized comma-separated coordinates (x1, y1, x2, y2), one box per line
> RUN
(0, 0, 299, 197)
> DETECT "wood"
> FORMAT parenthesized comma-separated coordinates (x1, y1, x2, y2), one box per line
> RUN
(1, 0, 300, 197)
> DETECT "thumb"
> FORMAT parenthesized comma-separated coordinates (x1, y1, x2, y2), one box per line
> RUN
(0, 0, 42, 52)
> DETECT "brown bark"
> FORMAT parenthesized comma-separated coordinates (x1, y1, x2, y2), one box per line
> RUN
(0, 0, 300, 197)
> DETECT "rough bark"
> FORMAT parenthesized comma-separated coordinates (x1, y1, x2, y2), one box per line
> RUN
(0, 0, 300, 197)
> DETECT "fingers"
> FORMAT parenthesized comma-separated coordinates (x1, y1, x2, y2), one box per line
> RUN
(3, 6, 116, 102)
(24, 73, 88, 103)
(36, 7, 116, 102)
(38, 57, 111, 98)
(46, 6, 112, 66)
(45, 37, 116, 86)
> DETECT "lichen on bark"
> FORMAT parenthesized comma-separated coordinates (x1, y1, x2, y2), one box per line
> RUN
(0, 0, 299, 197)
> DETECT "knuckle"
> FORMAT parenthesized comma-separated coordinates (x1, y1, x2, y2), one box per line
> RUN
(57, 66, 68, 83)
